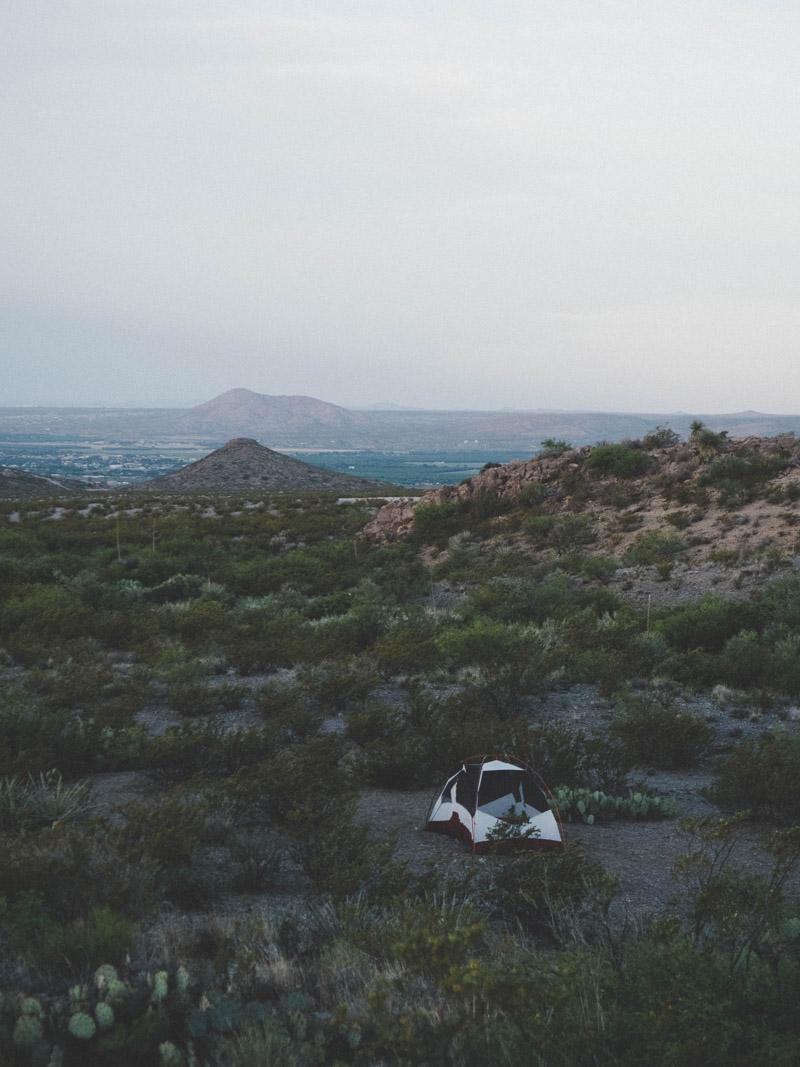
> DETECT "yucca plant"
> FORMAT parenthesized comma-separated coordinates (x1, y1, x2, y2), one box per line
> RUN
(0, 769, 94, 830)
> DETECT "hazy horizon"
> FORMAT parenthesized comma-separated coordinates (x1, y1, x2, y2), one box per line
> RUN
(0, 386, 792, 417)
(4, 3, 800, 412)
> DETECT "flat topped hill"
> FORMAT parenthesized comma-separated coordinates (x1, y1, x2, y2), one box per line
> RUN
(177, 388, 368, 441)
(140, 437, 392, 493)
(0, 466, 86, 500)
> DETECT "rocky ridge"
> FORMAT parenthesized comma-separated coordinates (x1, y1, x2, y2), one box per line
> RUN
(364, 432, 800, 574)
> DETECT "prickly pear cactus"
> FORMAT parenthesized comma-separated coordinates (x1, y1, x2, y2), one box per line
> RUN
(13, 1013, 44, 1048)
(159, 1040, 184, 1066)
(95, 1002, 115, 1030)
(68, 1011, 97, 1040)
(94, 964, 119, 991)
(151, 971, 169, 1004)
(20, 996, 44, 1019)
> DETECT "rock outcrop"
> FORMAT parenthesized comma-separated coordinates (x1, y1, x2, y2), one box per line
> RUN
(363, 433, 800, 560)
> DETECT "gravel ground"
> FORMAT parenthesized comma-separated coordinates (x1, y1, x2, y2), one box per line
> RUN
(356, 773, 800, 921)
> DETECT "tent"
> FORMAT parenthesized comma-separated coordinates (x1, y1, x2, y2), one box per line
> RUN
(425, 754, 563, 853)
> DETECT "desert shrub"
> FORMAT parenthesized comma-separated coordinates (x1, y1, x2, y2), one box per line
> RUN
(517, 482, 549, 506)
(296, 655, 379, 712)
(144, 573, 208, 604)
(243, 737, 353, 824)
(625, 529, 685, 566)
(167, 681, 245, 717)
(769, 634, 800, 694)
(0, 822, 156, 926)
(229, 831, 285, 893)
(690, 421, 728, 453)
(585, 443, 653, 479)
(700, 452, 788, 504)
(455, 575, 614, 636)
(598, 481, 642, 508)
(712, 733, 800, 821)
(464, 488, 513, 525)
(145, 721, 276, 777)
(665, 509, 693, 529)
(719, 630, 768, 689)
(254, 682, 323, 742)
(288, 804, 402, 899)
(642, 425, 680, 449)
(411, 502, 462, 545)
(560, 552, 618, 581)
(527, 724, 632, 794)
(0, 691, 145, 776)
(610, 694, 713, 768)
(303, 590, 352, 619)
(222, 615, 306, 673)
(540, 438, 572, 455)
(0, 893, 135, 976)
(346, 701, 434, 787)
(115, 795, 210, 868)
(671, 481, 711, 507)
(488, 846, 616, 940)
(523, 513, 596, 551)
(656, 596, 755, 652)
(438, 617, 538, 671)
(373, 616, 440, 674)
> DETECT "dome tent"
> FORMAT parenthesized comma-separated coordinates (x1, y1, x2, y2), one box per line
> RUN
(425, 754, 563, 853)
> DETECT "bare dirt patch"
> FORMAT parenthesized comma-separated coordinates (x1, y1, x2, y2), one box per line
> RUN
(357, 774, 800, 921)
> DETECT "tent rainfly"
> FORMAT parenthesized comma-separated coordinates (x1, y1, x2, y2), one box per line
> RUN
(425, 754, 563, 853)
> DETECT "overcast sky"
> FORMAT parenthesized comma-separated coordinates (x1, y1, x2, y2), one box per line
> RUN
(2, 1, 800, 411)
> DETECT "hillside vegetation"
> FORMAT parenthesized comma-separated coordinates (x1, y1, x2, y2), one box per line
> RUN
(368, 426, 800, 597)
(2, 446, 800, 1063)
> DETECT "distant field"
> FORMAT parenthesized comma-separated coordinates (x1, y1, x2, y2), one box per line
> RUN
(0, 439, 531, 488)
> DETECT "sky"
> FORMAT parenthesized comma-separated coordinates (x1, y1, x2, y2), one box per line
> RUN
(2, 1, 800, 412)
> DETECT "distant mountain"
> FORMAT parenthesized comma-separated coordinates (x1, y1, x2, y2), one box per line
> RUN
(176, 389, 370, 445)
(0, 466, 86, 499)
(5, 390, 800, 452)
(139, 438, 392, 493)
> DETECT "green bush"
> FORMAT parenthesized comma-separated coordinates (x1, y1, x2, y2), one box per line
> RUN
(411, 502, 462, 545)
(523, 513, 597, 551)
(642, 426, 680, 449)
(540, 438, 572, 455)
(585, 443, 653, 479)
(712, 733, 800, 821)
(657, 595, 753, 653)
(700, 451, 788, 503)
(610, 694, 713, 768)
(488, 846, 616, 939)
(167, 680, 245, 717)
(625, 529, 685, 566)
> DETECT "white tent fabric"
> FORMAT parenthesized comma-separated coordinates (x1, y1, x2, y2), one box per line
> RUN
(426, 755, 563, 852)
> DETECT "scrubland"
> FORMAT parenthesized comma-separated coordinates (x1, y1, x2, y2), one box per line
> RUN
(3, 436, 800, 1065)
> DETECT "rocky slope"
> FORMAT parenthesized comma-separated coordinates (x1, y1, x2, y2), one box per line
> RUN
(364, 431, 800, 576)
(140, 437, 392, 493)
(0, 466, 86, 499)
